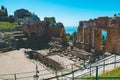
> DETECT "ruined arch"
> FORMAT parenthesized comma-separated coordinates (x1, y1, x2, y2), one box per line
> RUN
(77, 16, 120, 54)
(95, 28, 108, 52)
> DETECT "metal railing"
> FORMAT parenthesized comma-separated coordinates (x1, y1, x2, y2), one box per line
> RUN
(64, 54, 120, 80)
(0, 54, 120, 80)
(75, 61, 120, 80)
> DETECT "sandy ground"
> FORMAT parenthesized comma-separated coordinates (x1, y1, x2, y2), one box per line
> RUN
(0, 49, 55, 80)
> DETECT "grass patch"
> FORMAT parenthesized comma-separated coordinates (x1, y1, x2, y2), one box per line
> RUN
(76, 67, 120, 80)
(0, 22, 18, 30)
(100, 67, 120, 76)
(66, 35, 70, 41)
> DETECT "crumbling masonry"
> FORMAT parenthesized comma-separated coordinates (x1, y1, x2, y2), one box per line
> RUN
(77, 16, 120, 54)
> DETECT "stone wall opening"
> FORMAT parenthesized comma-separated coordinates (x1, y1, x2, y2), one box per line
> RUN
(101, 29, 107, 52)
(78, 16, 120, 54)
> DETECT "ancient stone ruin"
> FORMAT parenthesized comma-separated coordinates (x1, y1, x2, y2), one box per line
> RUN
(19, 17, 67, 49)
(77, 15, 120, 54)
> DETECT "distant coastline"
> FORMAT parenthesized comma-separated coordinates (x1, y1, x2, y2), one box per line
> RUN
(65, 26, 77, 34)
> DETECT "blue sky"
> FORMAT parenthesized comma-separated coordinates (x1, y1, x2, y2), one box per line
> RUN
(0, 0, 120, 26)
(102, 30, 107, 39)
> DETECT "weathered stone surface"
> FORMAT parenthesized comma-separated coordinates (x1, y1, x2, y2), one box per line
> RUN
(77, 16, 120, 54)
(21, 21, 47, 37)
(21, 21, 66, 39)
(20, 17, 66, 48)
(106, 18, 120, 53)
(48, 22, 65, 38)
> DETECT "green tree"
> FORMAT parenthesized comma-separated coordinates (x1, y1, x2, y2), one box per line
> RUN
(73, 31, 77, 41)
(102, 35, 105, 40)
(66, 33, 70, 41)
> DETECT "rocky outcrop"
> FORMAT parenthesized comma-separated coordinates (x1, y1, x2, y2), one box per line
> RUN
(14, 9, 31, 18)
(14, 9, 40, 24)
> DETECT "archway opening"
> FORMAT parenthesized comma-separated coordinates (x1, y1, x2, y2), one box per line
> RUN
(101, 30, 107, 51)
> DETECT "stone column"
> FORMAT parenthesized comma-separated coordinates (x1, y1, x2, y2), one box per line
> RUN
(82, 26, 85, 49)
(91, 26, 95, 53)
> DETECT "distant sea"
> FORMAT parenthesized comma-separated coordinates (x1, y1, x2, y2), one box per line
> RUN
(65, 26, 107, 39)
(65, 26, 77, 35)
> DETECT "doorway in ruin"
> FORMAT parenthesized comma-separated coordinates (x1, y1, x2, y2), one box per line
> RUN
(101, 29, 107, 52)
